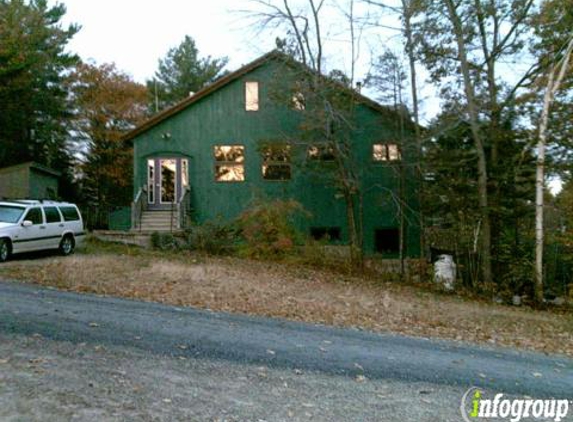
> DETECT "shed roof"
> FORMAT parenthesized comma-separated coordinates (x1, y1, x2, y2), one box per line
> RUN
(0, 162, 61, 178)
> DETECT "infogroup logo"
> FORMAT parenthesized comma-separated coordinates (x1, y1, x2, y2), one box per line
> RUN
(461, 387, 571, 422)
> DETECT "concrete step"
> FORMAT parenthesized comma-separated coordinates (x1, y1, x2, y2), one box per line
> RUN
(141, 217, 177, 223)
(140, 222, 177, 228)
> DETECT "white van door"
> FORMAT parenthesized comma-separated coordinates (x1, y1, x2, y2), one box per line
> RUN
(13, 207, 46, 252)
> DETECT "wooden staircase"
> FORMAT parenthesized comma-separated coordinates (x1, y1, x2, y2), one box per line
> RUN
(137, 210, 179, 232)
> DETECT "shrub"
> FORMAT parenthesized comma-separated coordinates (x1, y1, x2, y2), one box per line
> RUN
(235, 199, 308, 259)
(185, 220, 238, 255)
(150, 232, 178, 251)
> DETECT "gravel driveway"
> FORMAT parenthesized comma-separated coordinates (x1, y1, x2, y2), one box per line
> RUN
(0, 281, 571, 421)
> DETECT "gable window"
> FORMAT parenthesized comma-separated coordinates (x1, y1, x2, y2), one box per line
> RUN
(373, 143, 401, 162)
(308, 143, 336, 161)
(245, 81, 259, 111)
(262, 144, 291, 181)
(214, 145, 245, 182)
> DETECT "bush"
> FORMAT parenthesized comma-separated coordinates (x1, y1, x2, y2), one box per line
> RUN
(150, 232, 178, 251)
(185, 220, 238, 255)
(235, 199, 308, 259)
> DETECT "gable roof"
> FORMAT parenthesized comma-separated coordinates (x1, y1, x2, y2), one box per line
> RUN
(123, 50, 399, 142)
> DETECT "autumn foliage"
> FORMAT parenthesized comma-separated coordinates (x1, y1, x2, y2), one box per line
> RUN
(68, 62, 148, 227)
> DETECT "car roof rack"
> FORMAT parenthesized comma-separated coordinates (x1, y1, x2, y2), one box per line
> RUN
(0, 199, 71, 205)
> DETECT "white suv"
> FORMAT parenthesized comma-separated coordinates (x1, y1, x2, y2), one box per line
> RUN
(0, 200, 85, 262)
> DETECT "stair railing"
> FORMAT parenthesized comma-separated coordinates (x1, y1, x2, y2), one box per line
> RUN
(177, 187, 191, 231)
(131, 186, 146, 232)
(170, 199, 175, 233)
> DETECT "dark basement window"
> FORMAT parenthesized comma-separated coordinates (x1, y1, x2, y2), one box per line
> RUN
(310, 227, 342, 242)
(374, 228, 400, 254)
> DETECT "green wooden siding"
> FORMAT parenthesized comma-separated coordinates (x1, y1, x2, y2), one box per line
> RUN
(132, 59, 420, 256)
(29, 169, 58, 199)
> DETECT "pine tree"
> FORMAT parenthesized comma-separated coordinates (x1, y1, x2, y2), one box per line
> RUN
(147, 36, 228, 111)
(0, 0, 79, 176)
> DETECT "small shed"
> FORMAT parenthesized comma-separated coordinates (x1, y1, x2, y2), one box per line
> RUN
(0, 162, 60, 200)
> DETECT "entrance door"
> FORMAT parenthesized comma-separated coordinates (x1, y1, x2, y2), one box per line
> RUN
(147, 157, 189, 210)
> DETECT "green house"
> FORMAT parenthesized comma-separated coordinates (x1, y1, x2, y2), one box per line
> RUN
(123, 52, 420, 256)
(0, 162, 60, 200)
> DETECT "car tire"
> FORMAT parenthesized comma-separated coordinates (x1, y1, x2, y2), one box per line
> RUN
(59, 235, 75, 256)
(0, 239, 10, 263)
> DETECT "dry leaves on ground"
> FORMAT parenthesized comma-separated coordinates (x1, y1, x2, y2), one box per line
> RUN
(0, 248, 571, 357)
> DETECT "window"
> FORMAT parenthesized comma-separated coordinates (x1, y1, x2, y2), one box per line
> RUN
(310, 227, 341, 242)
(147, 159, 154, 204)
(262, 144, 291, 181)
(292, 92, 305, 110)
(182, 159, 189, 188)
(308, 143, 336, 161)
(0, 206, 25, 224)
(245, 81, 259, 111)
(160, 159, 177, 203)
(59, 206, 80, 222)
(214, 145, 245, 182)
(374, 228, 400, 254)
(44, 207, 62, 223)
(24, 208, 43, 225)
(373, 143, 401, 162)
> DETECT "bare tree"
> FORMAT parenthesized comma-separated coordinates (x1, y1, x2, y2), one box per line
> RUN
(242, 0, 367, 270)
(534, 36, 573, 304)
(414, 0, 540, 288)
(361, 0, 425, 259)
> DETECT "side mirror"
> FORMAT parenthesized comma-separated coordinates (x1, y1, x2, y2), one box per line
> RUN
(21, 220, 33, 228)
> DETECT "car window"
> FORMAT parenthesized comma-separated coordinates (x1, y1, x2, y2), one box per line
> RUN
(59, 206, 80, 222)
(44, 207, 62, 223)
(0, 205, 25, 224)
(24, 208, 43, 225)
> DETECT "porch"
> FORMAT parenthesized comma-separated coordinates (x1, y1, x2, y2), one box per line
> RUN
(131, 157, 192, 233)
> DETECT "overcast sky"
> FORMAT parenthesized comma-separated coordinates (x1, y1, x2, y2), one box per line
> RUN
(53, 0, 269, 82)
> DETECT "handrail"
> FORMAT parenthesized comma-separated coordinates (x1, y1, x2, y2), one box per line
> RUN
(177, 187, 190, 231)
(131, 186, 146, 232)
(170, 199, 175, 233)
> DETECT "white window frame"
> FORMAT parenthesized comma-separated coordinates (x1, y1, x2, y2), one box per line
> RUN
(373, 143, 401, 162)
(159, 158, 178, 204)
(245, 81, 259, 111)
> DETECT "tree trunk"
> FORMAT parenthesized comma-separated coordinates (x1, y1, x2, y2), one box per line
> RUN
(345, 192, 364, 272)
(444, 0, 493, 287)
(535, 36, 573, 304)
(401, 0, 424, 259)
